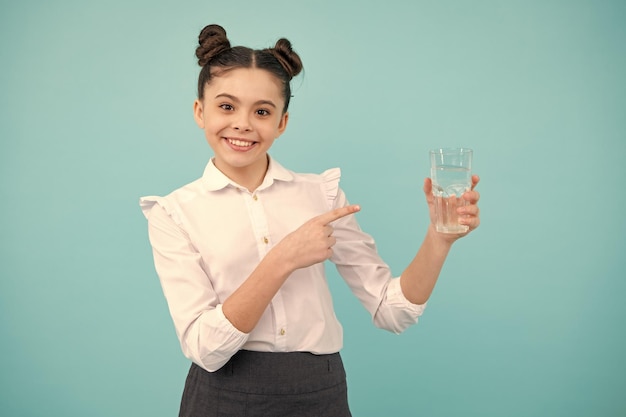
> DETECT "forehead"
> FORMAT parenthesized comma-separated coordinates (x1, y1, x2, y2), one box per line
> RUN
(205, 68, 284, 102)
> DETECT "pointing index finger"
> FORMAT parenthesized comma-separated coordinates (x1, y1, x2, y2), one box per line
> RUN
(318, 204, 361, 225)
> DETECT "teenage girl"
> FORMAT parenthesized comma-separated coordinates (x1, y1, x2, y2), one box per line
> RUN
(140, 24, 481, 417)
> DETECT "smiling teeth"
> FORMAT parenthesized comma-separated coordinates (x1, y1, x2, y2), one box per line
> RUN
(228, 138, 254, 147)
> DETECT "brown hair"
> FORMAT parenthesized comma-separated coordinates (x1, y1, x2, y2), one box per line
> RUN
(195, 24, 303, 113)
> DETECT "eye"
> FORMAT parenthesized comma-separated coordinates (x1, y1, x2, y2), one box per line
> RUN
(219, 103, 234, 111)
(256, 108, 270, 116)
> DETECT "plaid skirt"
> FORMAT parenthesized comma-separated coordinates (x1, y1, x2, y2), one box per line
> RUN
(179, 350, 352, 417)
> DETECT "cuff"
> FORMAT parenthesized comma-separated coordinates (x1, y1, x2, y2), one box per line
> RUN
(196, 304, 250, 372)
(387, 278, 427, 315)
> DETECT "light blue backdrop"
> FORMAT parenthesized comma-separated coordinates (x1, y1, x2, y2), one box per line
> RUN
(1, 1, 624, 416)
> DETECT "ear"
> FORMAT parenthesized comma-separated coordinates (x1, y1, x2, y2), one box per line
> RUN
(276, 112, 289, 137)
(193, 99, 205, 129)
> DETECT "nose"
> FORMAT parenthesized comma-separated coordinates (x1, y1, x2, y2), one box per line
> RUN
(232, 113, 252, 132)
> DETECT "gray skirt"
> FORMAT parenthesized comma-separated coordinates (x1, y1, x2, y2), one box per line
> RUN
(179, 350, 352, 417)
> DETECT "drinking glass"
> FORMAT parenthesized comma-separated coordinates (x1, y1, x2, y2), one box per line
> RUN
(430, 148, 473, 233)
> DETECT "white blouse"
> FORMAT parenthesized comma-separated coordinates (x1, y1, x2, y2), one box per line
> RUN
(140, 157, 425, 372)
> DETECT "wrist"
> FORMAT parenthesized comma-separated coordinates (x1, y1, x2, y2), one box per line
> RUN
(426, 224, 455, 250)
(264, 244, 297, 278)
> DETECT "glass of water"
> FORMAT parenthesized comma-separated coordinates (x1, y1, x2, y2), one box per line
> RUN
(430, 148, 473, 233)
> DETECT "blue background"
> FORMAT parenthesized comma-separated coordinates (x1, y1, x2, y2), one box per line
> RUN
(1, 1, 625, 416)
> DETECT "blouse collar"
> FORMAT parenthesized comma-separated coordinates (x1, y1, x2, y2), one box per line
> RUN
(201, 155, 294, 192)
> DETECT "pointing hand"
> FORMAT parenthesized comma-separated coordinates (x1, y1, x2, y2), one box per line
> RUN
(277, 205, 361, 270)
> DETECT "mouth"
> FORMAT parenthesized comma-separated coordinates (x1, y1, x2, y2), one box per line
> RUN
(225, 137, 257, 150)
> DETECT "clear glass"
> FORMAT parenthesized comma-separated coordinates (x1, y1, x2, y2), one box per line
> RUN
(430, 148, 473, 233)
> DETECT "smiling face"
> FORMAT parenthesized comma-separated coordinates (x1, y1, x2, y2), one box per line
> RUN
(193, 67, 289, 190)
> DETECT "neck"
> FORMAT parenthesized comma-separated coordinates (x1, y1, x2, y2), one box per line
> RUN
(215, 155, 269, 192)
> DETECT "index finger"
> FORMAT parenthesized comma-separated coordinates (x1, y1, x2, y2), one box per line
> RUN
(317, 204, 361, 225)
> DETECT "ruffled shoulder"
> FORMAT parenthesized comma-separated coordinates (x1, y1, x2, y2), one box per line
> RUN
(139, 196, 181, 225)
(320, 168, 341, 209)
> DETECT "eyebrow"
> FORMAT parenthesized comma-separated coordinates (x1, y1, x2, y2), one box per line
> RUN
(214, 93, 277, 109)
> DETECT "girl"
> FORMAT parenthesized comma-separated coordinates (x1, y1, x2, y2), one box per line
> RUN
(140, 24, 480, 417)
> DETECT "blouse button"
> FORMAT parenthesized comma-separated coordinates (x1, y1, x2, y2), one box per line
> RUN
(253, 194, 258, 201)
(279, 328, 286, 336)
(263, 237, 269, 244)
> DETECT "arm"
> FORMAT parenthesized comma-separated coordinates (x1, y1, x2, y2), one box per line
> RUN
(146, 200, 360, 369)
(145, 203, 249, 371)
(222, 204, 361, 333)
(399, 175, 481, 304)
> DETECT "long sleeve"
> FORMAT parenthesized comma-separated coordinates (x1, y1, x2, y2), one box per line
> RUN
(142, 198, 249, 372)
(329, 189, 427, 334)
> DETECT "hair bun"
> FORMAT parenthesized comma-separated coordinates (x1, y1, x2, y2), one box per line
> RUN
(269, 38, 303, 79)
(196, 24, 230, 67)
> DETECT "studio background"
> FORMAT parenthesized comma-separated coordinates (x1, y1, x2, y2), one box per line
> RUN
(1, 1, 624, 416)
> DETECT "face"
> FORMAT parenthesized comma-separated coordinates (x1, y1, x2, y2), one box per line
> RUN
(193, 67, 289, 189)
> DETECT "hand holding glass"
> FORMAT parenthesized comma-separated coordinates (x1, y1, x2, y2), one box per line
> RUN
(430, 148, 473, 233)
